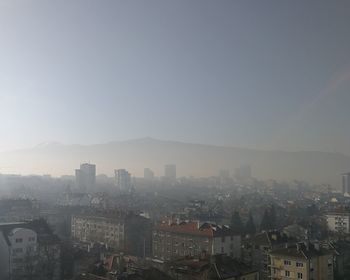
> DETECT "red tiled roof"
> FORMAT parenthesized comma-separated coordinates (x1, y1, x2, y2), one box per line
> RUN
(155, 222, 214, 237)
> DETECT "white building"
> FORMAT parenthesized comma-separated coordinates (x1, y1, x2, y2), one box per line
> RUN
(114, 169, 132, 192)
(326, 210, 350, 234)
(0, 226, 37, 280)
(152, 221, 241, 261)
(0, 221, 61, 280)
(144, 168, 154, 180)
(75, 163, 96, 192)
(342, 173, 350, 196)
(164, 164, 176, 180)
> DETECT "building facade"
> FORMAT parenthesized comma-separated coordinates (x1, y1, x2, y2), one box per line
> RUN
(114, 169, 132, 192)
(326, 210, 350, 234)
(152, 221, 241, 261)
(269, 243, 334, 280)
(0, 220, 61, 280)
(75, 163, 96, 192)
(242, 231, 292, 280)
(342, 173, 350, 196)
(164, 164, 176, 180)
(144, 168, 154, 180)
(71, 211, 152, 257)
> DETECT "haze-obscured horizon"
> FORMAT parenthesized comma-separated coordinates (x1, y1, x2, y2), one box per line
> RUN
(1, 0, 350, 155)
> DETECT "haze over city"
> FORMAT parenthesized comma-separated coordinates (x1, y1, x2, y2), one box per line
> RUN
(1, 0, 350, 156)
(0, 1, 350, 280)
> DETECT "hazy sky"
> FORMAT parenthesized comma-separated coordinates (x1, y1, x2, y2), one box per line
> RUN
(0, 0, 350, 154)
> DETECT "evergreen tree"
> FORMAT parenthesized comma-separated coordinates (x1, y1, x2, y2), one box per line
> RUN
(270, 204, 277, 229)
(260, 205, 277, 231)
(245, 211, 256, 235)
(230, 211, 244, 234)
(260, 209, 271, 231)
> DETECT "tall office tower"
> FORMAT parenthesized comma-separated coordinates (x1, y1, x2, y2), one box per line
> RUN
(164, 164, 176, 180)
(234, 165, 252, 180)
(144, 168, 154, 180)
(115, 169, 132, 192)
(342, 173, 350, 195)
(219, 169, 230, 179)
(75, 163, 96, 192)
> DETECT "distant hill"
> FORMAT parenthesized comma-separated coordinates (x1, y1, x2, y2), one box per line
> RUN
(0, 138, 349, 187)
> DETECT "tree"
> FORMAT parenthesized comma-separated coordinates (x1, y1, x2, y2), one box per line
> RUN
(92, 263, 107, 277)
(260, 205, 277, 231)
(230, 211, 244, 234)
(245, 211, 256, 235)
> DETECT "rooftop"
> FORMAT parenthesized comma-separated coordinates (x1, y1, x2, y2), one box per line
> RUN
(155, 221, 235, 237)
(270, 243, 334, 259)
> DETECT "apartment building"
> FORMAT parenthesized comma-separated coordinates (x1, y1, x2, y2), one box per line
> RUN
(152, 221, 241, 261)
(269, 242, 334, 280)
(0, 220, 61, 280)
(326, 210, 350, 234)
(71, 211, 152, 257)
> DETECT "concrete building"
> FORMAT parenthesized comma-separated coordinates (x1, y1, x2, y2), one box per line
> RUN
(235, 165, 252, 181)
(0, 220, 61, 280)
(144, 168, 154, 180)
(342, 173, 350, 196)
(71, 211, 152, 257)
(114, 169, 132, 192)
(152, 221, 241, 261)
(75, 163, 96, 192)
(164, 164, 176, 180)
(326, 209, 350, 234)
(242, 231, 292, 280)
(0, 226, 37, 280)
(159, 255, 259, 280)
(269, 242, 334, 280)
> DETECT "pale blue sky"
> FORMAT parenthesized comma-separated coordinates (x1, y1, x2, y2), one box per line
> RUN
(0, 0, 350, 154)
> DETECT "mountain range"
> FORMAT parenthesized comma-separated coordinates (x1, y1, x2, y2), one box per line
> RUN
(0, 138, 348, 188)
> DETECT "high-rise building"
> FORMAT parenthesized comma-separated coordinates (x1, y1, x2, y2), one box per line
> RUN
(115, 169, 132, 192)
(144, 168, 154, 180)
(219, 169, 230, 179)
(234, 165, 252, 181)
(164, 164, 176, 180)
(342, 173, 350, 195)
(75, 163, 96, 192)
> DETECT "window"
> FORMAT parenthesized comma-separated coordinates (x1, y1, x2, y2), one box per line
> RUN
(221, 236, 225, 242)
(285, 270, 290, 277)
(28, 237, 35, 242)
(284, 260, 291, 265)
(297, 272, 303, 279)
(296, 261, 304, 267)
(12, 258, 23, 263)
(15, 238, 23, 243)
(13, 248, 23, 253)
(221, 247, 224, 253)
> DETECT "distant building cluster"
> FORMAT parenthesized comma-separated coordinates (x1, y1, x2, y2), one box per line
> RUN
(3, 162, 350, 280)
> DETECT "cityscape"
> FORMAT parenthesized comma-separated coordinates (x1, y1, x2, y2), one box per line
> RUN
(1, 1, 350, 280)
(0, 158, 349, 279)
